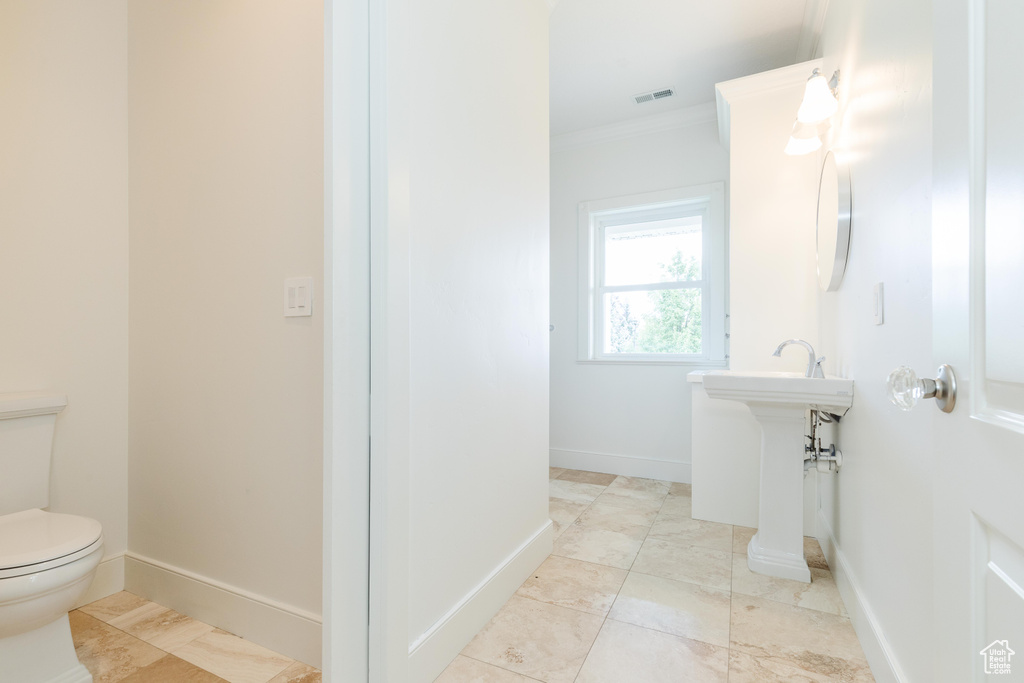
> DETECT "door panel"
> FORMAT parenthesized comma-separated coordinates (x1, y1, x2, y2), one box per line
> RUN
(934, 0, 1024, 681)
(982, 0, 1024, 424)
(976, 518, 1024, 678)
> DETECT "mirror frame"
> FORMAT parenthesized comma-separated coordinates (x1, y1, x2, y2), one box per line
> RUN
(816, 150, 852, 291)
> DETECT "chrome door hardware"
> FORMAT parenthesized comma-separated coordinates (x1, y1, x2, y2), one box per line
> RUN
(887, 364, 957, 413)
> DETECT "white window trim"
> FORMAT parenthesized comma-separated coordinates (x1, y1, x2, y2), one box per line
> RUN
(577, 183, 728, 366)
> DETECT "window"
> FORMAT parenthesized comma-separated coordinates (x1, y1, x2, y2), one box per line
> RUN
(578, 183, 727, 364)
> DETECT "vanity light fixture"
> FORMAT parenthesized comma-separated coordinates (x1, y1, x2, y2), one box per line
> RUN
(797, 68, 840, 124)
(783, 119, 830, 155)
(783, 134, 822, 156)
(784, 68, 840, 156)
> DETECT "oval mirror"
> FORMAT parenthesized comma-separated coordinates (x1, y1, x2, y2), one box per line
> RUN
(816, 150, 852, 291)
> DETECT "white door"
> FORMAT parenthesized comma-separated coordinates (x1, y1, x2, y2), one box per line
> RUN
(932, 0, 1024, 681)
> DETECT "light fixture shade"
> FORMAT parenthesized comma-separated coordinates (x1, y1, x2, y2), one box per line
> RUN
(784, 134, 822, 156)
(791, 119, 831, 140)
(797, 73, 838, 124)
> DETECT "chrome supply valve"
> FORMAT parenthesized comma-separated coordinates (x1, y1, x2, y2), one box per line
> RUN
(813, 444, 843, 474)
(886, 364, 957, 413)
(805, 409, 842, 474)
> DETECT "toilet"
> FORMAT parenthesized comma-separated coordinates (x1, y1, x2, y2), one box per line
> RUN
(0, 393, 104, 683)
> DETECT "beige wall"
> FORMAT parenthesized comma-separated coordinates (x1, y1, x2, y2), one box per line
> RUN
(0, 1, 130, 582)
(127, 0, 324, 640)
(3, 0, 325, 664)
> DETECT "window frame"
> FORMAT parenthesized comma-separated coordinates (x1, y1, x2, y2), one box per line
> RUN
(577, 183, 728, 365)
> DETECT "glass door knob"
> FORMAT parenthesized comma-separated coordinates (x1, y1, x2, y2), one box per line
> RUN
(886, 364, 957, 413)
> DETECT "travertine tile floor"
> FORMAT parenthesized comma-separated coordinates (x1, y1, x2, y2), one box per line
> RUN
(69, 591, 320, 683)
(435, 468, 875, 683)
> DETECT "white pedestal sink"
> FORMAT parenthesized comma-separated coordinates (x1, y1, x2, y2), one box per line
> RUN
(701, 370, 853, 582)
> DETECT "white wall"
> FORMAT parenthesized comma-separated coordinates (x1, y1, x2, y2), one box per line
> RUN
(549, 122, 728, 482)
(816, 0, 935, 680)
(402, 0, 551, 678)
(690, 65, 823, 530)
(126, 0, 324, 664)
(0, 0, 129, 598)
(724, 70, 822, 372)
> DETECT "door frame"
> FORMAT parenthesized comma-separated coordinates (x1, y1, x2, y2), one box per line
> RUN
(368, 0, 411, 679)
(323, 0, 370, 680)
(323, 0, 411, 680)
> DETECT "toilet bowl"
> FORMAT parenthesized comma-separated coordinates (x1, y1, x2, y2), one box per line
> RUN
(0, 393, 104, 683)
(0, 509, 103, 683)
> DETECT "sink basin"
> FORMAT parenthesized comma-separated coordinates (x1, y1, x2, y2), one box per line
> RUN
(701, 370, 854, 415)
(699, 369, 855, 582)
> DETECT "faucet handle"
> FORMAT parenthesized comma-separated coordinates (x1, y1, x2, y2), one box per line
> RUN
(814, 356, 826, 378)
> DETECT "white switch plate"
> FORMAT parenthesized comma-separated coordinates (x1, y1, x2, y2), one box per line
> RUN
(873, 282, 884, 325)
(284, 277, 313, 317)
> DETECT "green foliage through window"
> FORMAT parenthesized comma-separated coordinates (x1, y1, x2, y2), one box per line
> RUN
(608, 252, 701, 354)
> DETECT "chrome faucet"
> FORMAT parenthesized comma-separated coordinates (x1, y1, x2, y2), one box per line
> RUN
(772, 339, 826, 378)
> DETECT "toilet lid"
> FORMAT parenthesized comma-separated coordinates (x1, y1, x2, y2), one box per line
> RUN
(0, 509, 103, 570)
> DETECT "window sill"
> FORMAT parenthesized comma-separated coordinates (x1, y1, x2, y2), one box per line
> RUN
(576, 358, 729, 368)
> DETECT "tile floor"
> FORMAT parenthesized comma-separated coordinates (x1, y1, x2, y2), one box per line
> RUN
(69, 591, 321, 683)
(435, 468, 875, 683)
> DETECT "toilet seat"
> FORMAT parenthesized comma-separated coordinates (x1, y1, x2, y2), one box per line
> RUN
(0, 510, 103, 580)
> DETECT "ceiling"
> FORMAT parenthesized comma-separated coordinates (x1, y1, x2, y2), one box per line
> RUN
(549, 0, 819, 136)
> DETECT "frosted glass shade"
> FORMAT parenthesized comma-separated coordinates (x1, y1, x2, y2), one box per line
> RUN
(784, 134, 822, 156)
(797, 74, 838, 124)
(791, 119, 830, 140)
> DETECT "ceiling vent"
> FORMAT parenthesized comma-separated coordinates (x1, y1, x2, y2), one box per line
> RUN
(633, 88, 675, 105)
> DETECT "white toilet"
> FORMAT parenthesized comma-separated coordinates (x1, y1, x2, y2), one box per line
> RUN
(0, 393, 104, 683)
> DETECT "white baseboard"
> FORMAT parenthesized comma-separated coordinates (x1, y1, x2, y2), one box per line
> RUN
(124, 552, 321, 668)
(550, 448, 691, 483)
(817, 511, 907, 683)
(75, 553, 125, 608)
(408, 520, 554, 683)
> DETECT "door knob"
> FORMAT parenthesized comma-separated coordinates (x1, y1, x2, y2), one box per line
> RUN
(886, 364, 957, 413)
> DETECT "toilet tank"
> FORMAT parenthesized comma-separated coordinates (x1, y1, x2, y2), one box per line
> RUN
(0, 393, 67, 516)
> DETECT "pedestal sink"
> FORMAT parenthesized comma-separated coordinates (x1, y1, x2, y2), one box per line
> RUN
(701, 370, 854, 582)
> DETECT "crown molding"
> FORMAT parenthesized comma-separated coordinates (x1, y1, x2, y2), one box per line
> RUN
(551, 102, 718, 153)
(0, 392, 67, 420)
(714, 58, 822, 150)
(796, 0, 830, 61)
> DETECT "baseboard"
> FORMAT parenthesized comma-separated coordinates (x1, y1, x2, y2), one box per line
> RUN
(817, 511, 907, 683)
(75, 553, 125, 608)
(408, 520, 554, 683)
(550, 448, 691, 483)
(124, 551, 321, 668)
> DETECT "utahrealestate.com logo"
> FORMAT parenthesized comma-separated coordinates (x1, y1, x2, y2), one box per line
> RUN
(980, 640, 1015, 675)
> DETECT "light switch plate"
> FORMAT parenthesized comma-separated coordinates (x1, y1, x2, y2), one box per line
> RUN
(873, 282, 884, 325)
(284, 277, 314, 317)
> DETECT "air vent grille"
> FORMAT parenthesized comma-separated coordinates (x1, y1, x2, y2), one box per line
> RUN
(633, 88, 675, 105)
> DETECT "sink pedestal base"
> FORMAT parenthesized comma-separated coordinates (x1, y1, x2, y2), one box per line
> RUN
(746, 403, 811, 583)
(698, 369, 853, 584)
(748, 532, 810, 582)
